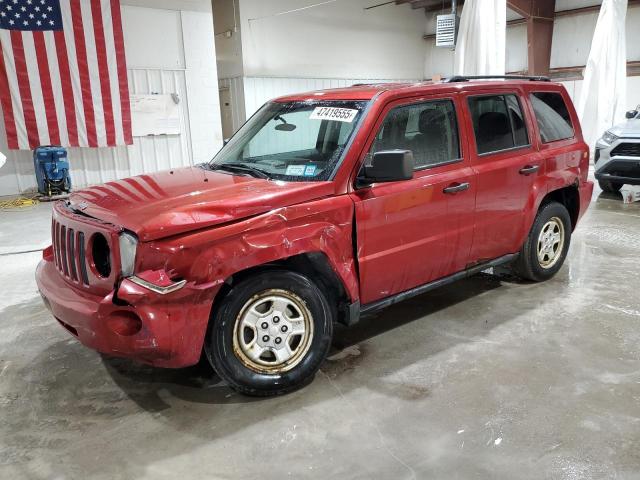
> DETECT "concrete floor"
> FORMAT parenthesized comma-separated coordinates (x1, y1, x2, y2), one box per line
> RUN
(1, 186, 639, 480)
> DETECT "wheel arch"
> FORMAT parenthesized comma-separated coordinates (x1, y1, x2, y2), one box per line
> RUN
(540, 183, 580, 230)
(210, 252, 356, 329)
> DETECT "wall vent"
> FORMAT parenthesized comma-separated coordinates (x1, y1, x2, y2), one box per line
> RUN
(436, 13, 459, 48)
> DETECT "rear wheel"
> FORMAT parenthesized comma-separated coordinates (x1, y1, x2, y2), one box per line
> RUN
(512, 201, 572, 282)
(205, 270, 333, 396)
(598, 180, 623, 193)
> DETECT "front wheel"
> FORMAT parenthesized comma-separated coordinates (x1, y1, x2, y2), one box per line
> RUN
(205, 270, 333, 396)
(512, 201, 572, 282)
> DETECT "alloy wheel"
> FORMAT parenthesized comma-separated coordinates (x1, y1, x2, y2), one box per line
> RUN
(232, 289, 313, 373)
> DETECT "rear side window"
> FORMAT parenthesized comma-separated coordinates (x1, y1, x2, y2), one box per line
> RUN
(468, 94, 529, 155)
(369, 99, 461, 169)
(530, 92, 574, 143)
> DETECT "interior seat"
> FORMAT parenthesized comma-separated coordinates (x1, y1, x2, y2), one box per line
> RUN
(477, 112, 512, 153)
(411, 109, 449, 168)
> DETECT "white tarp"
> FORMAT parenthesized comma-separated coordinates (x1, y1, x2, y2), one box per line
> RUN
(454, 0, 506, 76)
(577, 0, 628, 149)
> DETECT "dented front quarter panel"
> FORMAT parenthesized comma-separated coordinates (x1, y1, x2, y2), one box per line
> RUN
(45, 172, 359, 367)
(136, 193, 359, 318)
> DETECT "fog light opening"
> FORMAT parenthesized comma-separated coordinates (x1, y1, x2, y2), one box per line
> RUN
(56, 318, 79, 337)
(91, 233, 111, 278)
(107, 311, 143, 337)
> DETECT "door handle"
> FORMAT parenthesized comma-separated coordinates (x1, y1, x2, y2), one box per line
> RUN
(519, 165, 540, 175)
(443, 182, 470, 194)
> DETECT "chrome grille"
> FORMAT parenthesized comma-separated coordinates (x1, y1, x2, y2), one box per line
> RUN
(52, 219, 89, 285)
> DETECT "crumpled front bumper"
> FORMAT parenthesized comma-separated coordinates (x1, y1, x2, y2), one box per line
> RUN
(36, 258, 219, 368)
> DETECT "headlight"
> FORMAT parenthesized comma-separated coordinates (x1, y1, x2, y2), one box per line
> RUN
(602, 131, 618, 144)
(119, 232, 138, 277)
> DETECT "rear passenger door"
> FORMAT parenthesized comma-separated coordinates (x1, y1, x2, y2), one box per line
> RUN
(351, 95, 476, 305)
(464, 90, 543, 262)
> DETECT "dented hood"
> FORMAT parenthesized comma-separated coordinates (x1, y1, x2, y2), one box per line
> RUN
(68, 167, 334, 241)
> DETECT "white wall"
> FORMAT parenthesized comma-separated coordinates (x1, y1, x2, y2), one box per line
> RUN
(562, 76, 640, 112)
(242, 76, 418, 120)
(238, 0, 427, 80)
(214, 0, 427, 138)
(213, 0, 243, 78)
(219, 76, 246, 133)
(182, 10, 224, 163)
(0, 2, 222, 196)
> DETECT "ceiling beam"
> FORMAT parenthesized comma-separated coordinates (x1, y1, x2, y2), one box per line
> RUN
(422, 1, 462, 11)
(409, 0, 436, 9)
(506, 0, 531, 17)
(506, 0, 555, 19)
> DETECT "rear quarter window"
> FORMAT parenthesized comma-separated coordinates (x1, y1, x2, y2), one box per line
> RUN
(530, 92, 575, 143)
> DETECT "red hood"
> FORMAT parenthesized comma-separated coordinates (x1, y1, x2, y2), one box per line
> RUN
(68, 167, 335, 241)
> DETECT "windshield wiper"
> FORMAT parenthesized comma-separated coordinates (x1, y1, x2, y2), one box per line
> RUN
(209, 163, 271, 180)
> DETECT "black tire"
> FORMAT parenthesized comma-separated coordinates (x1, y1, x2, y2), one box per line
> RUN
(512, 201, 572, 282)
(598, 180, 623, 193)
(205, 270, 333, 396)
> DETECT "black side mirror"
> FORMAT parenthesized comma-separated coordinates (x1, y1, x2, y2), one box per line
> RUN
(357, 150, 414, 187)
(625, 110, 638, 119)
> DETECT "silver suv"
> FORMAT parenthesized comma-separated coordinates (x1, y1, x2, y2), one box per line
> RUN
(595, 107, 640, 193)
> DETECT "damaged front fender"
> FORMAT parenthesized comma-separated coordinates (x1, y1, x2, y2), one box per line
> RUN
(136, 194, 360, 315)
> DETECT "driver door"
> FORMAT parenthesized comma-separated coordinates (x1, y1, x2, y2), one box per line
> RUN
(350, 95, 476, 305)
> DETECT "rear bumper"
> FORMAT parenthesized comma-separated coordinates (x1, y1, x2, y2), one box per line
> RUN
(577, 180, 594, 223)
(36, 258, 218, 368)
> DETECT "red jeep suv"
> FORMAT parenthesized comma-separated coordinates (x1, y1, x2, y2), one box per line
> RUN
(36, 76, 593, 396)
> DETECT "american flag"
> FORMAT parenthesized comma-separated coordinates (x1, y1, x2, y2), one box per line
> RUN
(0, 0, 132, 150)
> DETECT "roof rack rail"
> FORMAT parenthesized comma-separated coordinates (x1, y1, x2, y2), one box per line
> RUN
(444, 75, 551, 83)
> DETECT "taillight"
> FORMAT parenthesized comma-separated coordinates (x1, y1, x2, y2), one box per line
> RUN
(580, 146, 589, 182)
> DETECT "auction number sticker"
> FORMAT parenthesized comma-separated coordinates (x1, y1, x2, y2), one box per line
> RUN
(310, 107, 358, 123)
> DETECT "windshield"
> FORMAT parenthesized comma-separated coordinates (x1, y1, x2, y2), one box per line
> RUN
(208, 100, 368, 181)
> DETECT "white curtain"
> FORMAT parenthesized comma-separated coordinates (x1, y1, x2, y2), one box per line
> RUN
(577, 0, 628, 149)
(454, 0, 506, 76)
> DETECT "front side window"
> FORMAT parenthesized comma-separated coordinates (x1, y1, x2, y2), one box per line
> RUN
(468, 94, 529, 155)
(369, 99, 461, 169)
(209, 100, 367, 181)
(530, 92, 575, 143)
